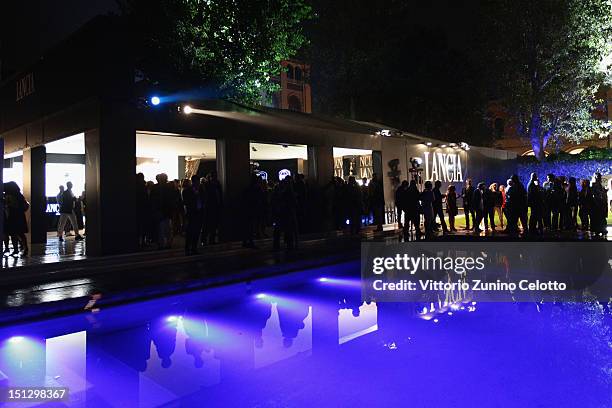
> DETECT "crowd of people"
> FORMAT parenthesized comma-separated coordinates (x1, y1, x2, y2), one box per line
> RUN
(1, 169, 610, 258)
(394, 172, 611, 238)
(138, 171, 387, 255)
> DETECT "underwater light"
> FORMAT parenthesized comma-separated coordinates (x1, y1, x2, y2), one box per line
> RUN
(150, 96, 161, 106)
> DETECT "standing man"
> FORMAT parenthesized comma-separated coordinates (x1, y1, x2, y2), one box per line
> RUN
(527, 172, 544, 235)
(472, 182, 486, 233)
(368, 173, 385, 231)
(57, 182, 84, 242)
(432, 180, 448, 234)
(461, 179, 475, 230)
(542, 174, 555, 230)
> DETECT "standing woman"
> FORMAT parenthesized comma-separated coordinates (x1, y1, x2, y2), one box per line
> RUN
(446, 185, 458, 232)
(491, 183, 504, 230)
(4, 182, 29, 256)
(499, 184, 507, 230)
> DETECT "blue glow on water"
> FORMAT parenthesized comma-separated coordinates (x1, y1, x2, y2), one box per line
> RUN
(0, 262, 610, 407)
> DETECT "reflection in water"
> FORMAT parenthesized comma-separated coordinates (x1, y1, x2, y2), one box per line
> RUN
(0, 262, 610, 407)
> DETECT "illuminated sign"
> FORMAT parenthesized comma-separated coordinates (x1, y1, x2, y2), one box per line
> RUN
(46, 203, 60, 215)
(278, 169, 291, 181)
(359, 155, 373, 179)
(423, 152, 464, 182)
(16, 73, 35, 102)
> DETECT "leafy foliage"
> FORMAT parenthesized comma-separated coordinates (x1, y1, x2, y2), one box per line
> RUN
(481, 0, 612, 160)
(118, 0, 312, 104)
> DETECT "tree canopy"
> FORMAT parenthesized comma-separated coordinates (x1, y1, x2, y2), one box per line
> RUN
(118, 0, 312, 104)
(480, 0, 612, 159)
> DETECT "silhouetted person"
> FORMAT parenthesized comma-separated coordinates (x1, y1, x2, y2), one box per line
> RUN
(432, 180, 448, 233)
(4, 182, 29, 256)
(420, 181, 435, 236)
(360, 177, 370, 225)
(57, 181, 84, 242)
(395, 180, 409, 229)
(550, 176, 565, 230)
(446, 185, 458, 232)
(578, 179, 592, 230)
(150, 173, 175, 249)
(483, 183, 495, 230)
(473, 182, 486, 233)
(404, 180, 421, 239)
(461, 179, 475, 230)
(511, 174, 528, 232)
(368, 173, 385, 231)
(491, 183, 504, 229)
(590, 172, 608, 235)
(527, 172, 544, 235)
(542, 173, 555, 229)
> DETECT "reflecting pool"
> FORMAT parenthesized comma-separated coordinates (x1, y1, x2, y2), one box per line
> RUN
(0, 261, 610, 407)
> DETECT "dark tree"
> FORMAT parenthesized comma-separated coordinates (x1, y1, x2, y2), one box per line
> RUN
(118, 0, 312, 104)
(479, 0, 612, 160)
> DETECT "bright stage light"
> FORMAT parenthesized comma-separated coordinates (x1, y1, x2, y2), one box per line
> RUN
(183, 105, 193, 114)
(150, 96, 161, 106)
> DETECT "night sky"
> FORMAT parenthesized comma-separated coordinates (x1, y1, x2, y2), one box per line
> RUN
(0, 0, 474, 80)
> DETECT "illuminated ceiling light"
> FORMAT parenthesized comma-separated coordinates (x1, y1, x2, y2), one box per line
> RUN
(425, 142, 432, 146)
(440, 144, 447, 148)
(183, 105, 193, 114)
(150, 96, 161, 106)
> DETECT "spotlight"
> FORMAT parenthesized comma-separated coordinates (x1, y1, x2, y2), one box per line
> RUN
(150, 96, 161, 106)
(8, 336, 24, 344)
(183, 105, 193, 114)
(440, 144, 447, 148)
(426, 142, 432, 146)
(318, 277, 329, 282)
(255, 293, 267, 299)
(166, 316, 179, 322)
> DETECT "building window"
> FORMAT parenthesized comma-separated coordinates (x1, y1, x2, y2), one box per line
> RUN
(288, 95, 302, 112)
(286, 64, 294, 79)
